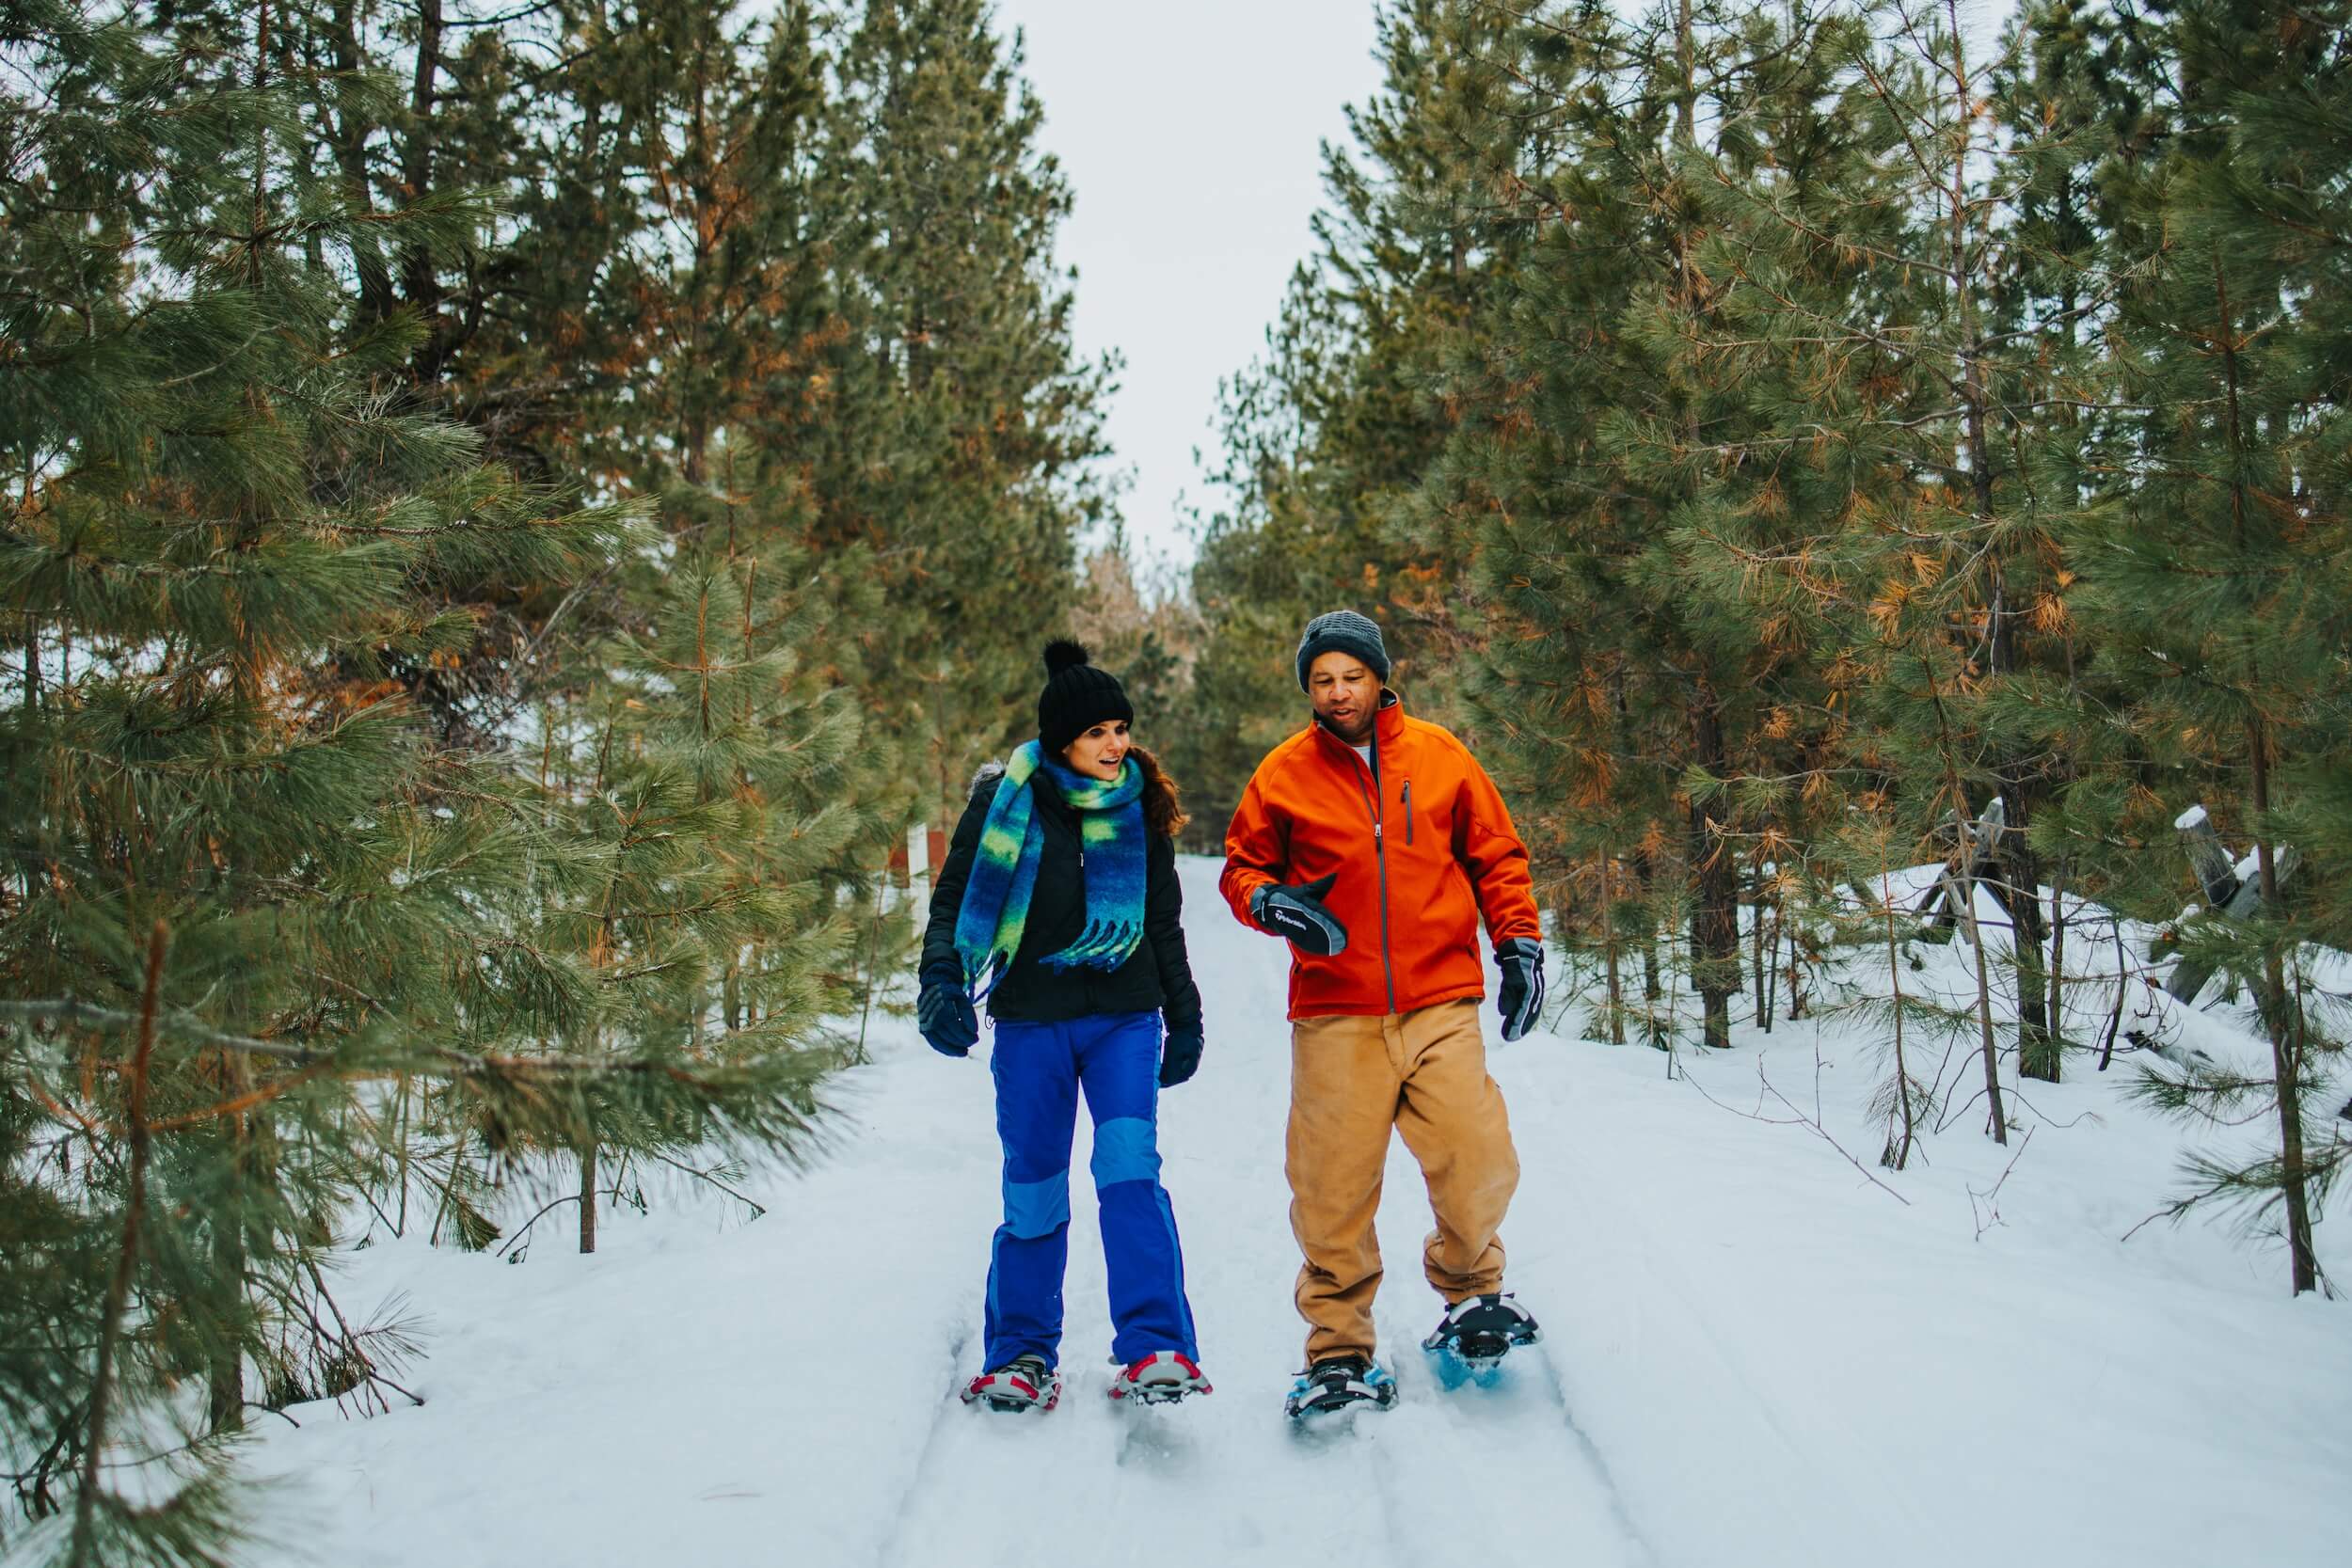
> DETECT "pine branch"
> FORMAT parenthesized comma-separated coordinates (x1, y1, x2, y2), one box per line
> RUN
(2, 998, 750, 1080)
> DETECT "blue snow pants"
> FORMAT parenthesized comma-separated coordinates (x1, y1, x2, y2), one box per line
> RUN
(983, 1009, 1199, 1371)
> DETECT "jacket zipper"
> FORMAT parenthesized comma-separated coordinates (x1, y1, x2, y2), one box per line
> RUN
(1346, 737, 1398, 1014)
(1402, 780, 1413, 845)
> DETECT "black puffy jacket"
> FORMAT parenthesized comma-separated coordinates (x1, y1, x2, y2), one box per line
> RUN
(920, 765, 1203, 1033)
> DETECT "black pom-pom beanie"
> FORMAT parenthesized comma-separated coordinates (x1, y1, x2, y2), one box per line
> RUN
(1037, 639, 1134, 757)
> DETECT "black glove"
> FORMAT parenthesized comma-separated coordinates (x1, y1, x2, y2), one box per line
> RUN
(917, 978, 979, 1057)
(1158, 1023, 1203, 1088)
(1495, 938, 1546, 1042)
(1249, 872, 1349, 957)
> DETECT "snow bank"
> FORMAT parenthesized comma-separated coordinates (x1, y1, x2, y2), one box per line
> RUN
(243, 860, 2351, 1568)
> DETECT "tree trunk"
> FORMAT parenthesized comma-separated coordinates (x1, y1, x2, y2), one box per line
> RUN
(578, 1139, 598, 1255)
(402, 0, 449, 380)
(2213, 251, 2314, 1295)
(393, 1075, 411, 1236)
(2045, 860, 2071, 1052)
(2249, 727, 2316, 1294)
(327, 0, 394, 321)
(1600, 855, 1625, 1044)
(2262, 952, 2317, 1295)
(1958, 866, 2010, 1146)
(1668, 0, 1732, 1050)
(205, 1052, 251, 1433)
(2003, 784, 2057, 1082)
(1689, 687, 1736, 1049)
(1925, 660, 2007, 1144)
(1940, 3, 2052, 1084)
(72, 925, 167, 1565)
(1636, 848, 1661, 1002)
(1881, 847, 1916, 1171)
(1750, 854, 1769, 1027)
(1675, 0, 1695, 147)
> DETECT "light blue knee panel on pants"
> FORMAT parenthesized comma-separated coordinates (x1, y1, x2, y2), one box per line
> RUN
(1001, 1171, 1071, 1239)
(1089, 1117, 1161, 1190)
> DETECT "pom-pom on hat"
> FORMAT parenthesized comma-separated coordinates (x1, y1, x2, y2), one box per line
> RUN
(1037, 639, 1134, 757)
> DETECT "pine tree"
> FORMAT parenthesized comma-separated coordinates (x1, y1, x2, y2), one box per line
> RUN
(810, 0, 1109, 821)
(1397, 0, 1883, 1051)
(1381, 0, 1667, 1044)
(1185, 0, 1530, 833)
(266, 0, 864, 745)
(256, 0, 599, 739)
(528, 483, 870, 1256)
(1642, 0, 2121, 1105)
(1981, 0, 2137, 1054)
(0, 7, 857, 1556)
(1171, 0, 2347, 1264)
(2059, 0, 2352, 1293)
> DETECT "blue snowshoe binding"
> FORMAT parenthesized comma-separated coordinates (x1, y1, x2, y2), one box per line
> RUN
(1284, 1354, 1399, 1420)
(1421, 1293, 1541, 1386)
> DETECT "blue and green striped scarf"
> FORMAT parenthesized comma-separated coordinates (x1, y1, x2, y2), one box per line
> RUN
(953, 740, 1148, 996)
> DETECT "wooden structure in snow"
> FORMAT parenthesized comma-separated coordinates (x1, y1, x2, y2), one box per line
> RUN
(1912, 798, 2010, 946)
(2163, 803, 2298, 1007)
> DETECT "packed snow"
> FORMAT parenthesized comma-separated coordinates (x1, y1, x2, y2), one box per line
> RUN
(245, 858, 2351, 1568)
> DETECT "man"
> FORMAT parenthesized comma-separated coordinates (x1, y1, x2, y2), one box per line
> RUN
(1221, 610, 1549, 1418)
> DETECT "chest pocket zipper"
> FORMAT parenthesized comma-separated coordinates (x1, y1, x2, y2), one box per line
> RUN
(1402, 780, 1413, 845)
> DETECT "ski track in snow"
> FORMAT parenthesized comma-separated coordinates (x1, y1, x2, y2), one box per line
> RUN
(241, 857, 2352, 1568)
(1369, 1349, 1645, 1566)
(864, 861, 1636, 1568)
(1531, 1351, 1654, 1561)
(864, 1319, 974, 1568)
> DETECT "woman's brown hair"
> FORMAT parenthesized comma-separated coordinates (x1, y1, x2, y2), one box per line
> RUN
(1130, 745, 1189, 840)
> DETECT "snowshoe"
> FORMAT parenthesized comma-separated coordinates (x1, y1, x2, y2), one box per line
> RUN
(1108, 1352, 1213, 1405)
(961, 1354, 1061, 1413)
(1283, 1354, 1398, 1421)
(1421, 1293, 1540, 1386)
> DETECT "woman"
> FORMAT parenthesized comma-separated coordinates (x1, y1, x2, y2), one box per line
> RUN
(917, 640, 1212, 1413)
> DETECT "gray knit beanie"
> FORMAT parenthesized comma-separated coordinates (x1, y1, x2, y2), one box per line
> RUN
(1295, 610, 1391, 692)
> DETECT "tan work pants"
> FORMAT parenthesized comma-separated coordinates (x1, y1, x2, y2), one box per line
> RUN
(1286, 998, 1519, 1363)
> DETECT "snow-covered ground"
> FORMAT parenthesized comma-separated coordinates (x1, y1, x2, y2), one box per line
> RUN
(246, 858, 2351, 1568)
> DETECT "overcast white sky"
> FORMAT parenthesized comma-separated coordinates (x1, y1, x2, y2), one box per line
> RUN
(990, 1, 2017, 579)
(989, 1, 1389, 577)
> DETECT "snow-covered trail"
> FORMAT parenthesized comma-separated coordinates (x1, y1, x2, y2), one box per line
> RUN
(245, 857, 2352, 1568)
(866, 879, 1644, 1568)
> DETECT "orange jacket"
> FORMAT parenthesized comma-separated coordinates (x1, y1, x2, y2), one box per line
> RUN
(1220, 692, 1541, 1020)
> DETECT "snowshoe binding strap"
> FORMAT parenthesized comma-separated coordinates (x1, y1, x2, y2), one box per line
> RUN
(1108, 1352, 1214, 1404)
(1284, 1354, 1398, 1419)
(1422, 1292, 1542, 1366)
(962, 1354, 1061, 1413)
